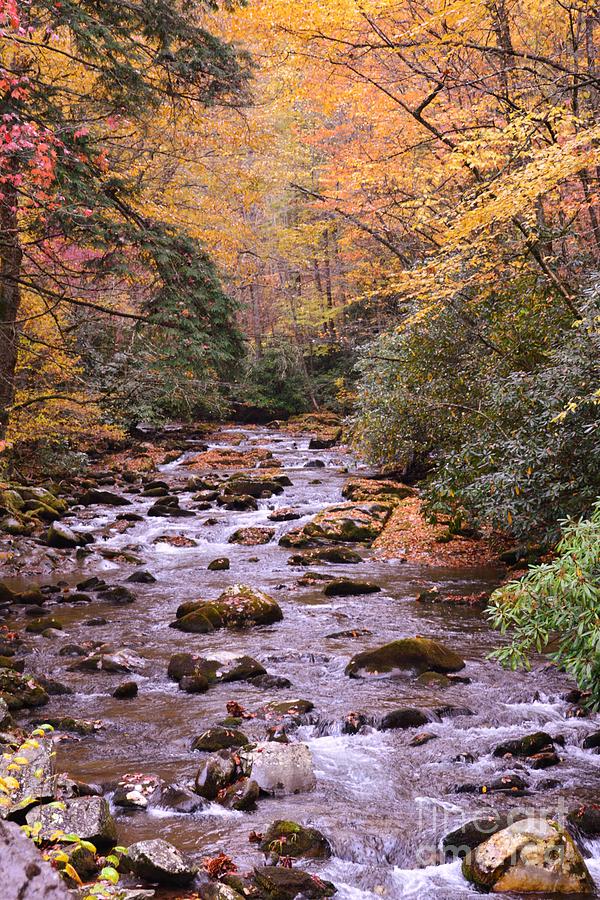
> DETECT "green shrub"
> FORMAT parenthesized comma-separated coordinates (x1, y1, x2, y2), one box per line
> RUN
(488, 501, 600, 707)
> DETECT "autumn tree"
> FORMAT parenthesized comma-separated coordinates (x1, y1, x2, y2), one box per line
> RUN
(0, 0, 251, 438)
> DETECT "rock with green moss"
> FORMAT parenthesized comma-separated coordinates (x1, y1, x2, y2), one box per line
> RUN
(305, 502, 392, 543)
(462, 818, 592, 893)
(345, 637, 465, 678)
(287, 547, 362, 566)
(342, 477, 415, 503)
(323, 578, 380, 597)
(191, 727, 250, 752)
(170, 584, 283, 632)
(222, 476, 284, 499)
(260, 820, 331, 859)
(168, 652, 266, 685)
(25, 616, 63, 634)
(0, 667, 49, 708)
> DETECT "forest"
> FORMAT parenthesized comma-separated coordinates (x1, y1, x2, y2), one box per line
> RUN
(0, 1, 599, 898)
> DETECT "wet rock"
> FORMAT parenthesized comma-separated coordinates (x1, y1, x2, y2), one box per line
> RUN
(126, 838, 199, 886)
(126, 571, 156, 583)
(220, 495, 258, 511)
(325, 629, 373, 639)
(191, 727, 249, 752)
(194, 751, 237, 800)
(252, 866, 336, 898)
(31, 717, 98, 736)
(26, 796, 117, 848)
(264, 699, 314, 716)
(221, 777, 260, 811)
(251, 674, 292, 690)
(302, 501, 391, 543)
(80, 489, 131, 507)
(46, 522, 83, 548)
(36, 675, 72, 695)
(0, 817, 72, 900)
(168, 652, 266, 685)
(288, 547, 362, 566)
(76, 576, 105, 591)
(322, 578, 380, 597)
(228, 527, 275, 546)
(493, 731, 555, 758)
(243, 742, 316, 795)
(0, 737, 56, 818)
(97, 585, 136, 604)
(113, 681, 138, 699)
(269, 508, 301, 522)
(567, 804, 600, 836)
(462, 817, 592, 893)
(180, 674, 210, 693)
(582, 729, 600, 750)
(208, 557, 230, 571)
(0, 668, 49, 709)
(114, 774, 163, 809)
(455, 773, 528, 795)
(443, 814, 527, 858)
(159, 783, 207, 814)
(260, 820, 331, 860)
(378, 708, 432, 730)
(346, 637, 465, 678)
(83, 617, 108, 627)
(12, 588, 45, 606)
(171, 584, 283, 632)
(71, 649, 143, 674)
(25, 616, 63, 634)
(222, 477, 284, 499)
(304, 460, 325, 468)
(416, 671, 452, 688)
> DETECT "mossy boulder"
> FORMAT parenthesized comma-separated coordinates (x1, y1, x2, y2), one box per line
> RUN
(345, 637, 465, 678)
(342, 477, 415, 503)
(304, 502, 392, 543)
(191, 727, 249, 752)
(260, 820, 331, 860)
(462, 818, 592, 893)
(0, 667, 49, 708)
(222, 477, 284, 498)
(208, 557, 230, 571)
(171, 584, 283, 632)
(493, 731, 555, 758)
(288, 547, 362, 566)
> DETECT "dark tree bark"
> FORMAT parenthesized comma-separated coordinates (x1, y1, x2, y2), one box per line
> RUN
(0, 178, 22, 439)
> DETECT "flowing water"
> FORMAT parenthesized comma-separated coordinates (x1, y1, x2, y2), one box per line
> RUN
(6, 426, 600, 898)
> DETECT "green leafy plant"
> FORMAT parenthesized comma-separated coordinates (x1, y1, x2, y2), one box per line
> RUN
(488, 500, 600, 707)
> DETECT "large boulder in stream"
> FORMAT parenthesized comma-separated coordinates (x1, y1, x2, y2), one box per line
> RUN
(126, 838, 199, 886)
(301, 501, 392, 543)
(228, 527, 275, 546)
(242, 742, 316, 795)
(0, 817, 72, 900)
(462, 818, 592, 893)
(342, 477, 415, 503)
(25, 797, 117, 848)
(79, 489, 131, 507)
(168, 652, 266, 684)
(191, 726, 249, 752)
(0, 668, 49, 709)
(345, 637, 465, 678)
(170, 584, 283, 632)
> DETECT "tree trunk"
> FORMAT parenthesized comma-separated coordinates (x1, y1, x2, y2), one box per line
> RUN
(0, 179, 22, 439)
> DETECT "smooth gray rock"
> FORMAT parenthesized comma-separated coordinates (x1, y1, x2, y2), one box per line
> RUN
(0, 818, 71, 899)
(126, 838, 198, 886)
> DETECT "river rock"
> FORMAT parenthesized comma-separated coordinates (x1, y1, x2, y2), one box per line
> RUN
(222, 477, 284, 498)
(208, 557, 230, 571)
(323, 578, 380, 597)
(228, 527, 275, 546)
(0, 737, 56, 819)
(192, 727, 249, 752)
(126, 570, 156, 583)
(221, 777, 260, 811)
(243, 742, 316, 794)
(170, 584, 283, 632)
(443, 814, 527, 858)
(220, 495, 258, 511)
(0, 668, 49, 709)
(582, 730, 600, 750)
(345, 637, 465, 678)
(493, 731, 555, 758)
(126, 838, 198, 886)
(46, 522, 83, 548)
(260, 820, 331, 859)
(288, 547, 362, 566)
(252, 867, 336, 898)
(114, 774, 163, 809)
(0, 817, 72, 900)
(113, 681, 138, 699)
(26, 796, 117, 848)
(269, 508, 301, 522)
(194, 751, 237, 800)
(80, 489, 131, 506)
(303, 501, 392, 542)
(567, 804, 600, 836)
(378, 708, 432, 730)
(462, 817, 592, 893)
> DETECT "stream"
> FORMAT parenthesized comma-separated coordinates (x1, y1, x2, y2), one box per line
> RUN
(5, 425, 600, 898)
